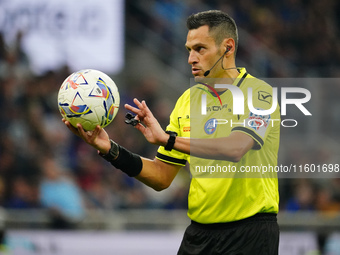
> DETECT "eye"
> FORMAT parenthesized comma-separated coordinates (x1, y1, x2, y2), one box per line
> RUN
(196, 46, 206, 54)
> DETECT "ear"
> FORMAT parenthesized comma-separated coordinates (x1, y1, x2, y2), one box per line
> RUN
(222, 38, 235, 56)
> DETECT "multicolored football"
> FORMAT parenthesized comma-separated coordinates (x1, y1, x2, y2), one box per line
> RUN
(58, 69, 120, 131)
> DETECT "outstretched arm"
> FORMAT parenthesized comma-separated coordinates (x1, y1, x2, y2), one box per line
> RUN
(125, 98, 255, 162)
(63, 120, 181, 191)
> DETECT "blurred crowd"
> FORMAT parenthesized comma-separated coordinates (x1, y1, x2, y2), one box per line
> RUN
(0, 0, 339, 230)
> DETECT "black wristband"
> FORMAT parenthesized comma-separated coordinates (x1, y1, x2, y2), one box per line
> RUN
(165, 131, 177, 151)
(99, 142, 143, 177)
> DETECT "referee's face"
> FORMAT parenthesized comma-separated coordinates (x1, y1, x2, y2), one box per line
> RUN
(185, 25, 223, 78)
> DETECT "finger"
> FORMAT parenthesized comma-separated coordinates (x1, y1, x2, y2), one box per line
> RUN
(133, 98, 143, 108)
(84, 126, 99, 139)
(127, 99, 147, 119)
(141, 100, 155, 117)
(141, 100, 149, 111)
(63, 120, 80, 135)
(134, 121, 146, 133)
(92, 125, 101, 136)
(63, 119, 73, 129)
(134, 114, 141, 122)
(76, 123, 88, 138)
(124, 103, 140, 114)
(135, 99, 150, 114)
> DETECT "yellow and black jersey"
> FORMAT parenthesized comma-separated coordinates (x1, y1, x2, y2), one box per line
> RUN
(156, 68, 280, 224)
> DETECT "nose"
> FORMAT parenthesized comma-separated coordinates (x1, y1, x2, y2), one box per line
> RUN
(188, 51, 198, 65)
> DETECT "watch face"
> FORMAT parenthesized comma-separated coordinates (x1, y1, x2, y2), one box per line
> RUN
(109, 140, 120, 158)
(100, 140, 119, 160)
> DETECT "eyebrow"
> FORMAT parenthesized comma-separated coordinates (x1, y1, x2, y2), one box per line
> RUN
(185, 43, 207, 51)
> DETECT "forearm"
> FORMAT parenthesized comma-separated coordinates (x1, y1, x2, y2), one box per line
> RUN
(124, 99, 251, 162)
(164, 132, 255, 162)
(100, 140, 181, 191)
(135, 158, 181, 191)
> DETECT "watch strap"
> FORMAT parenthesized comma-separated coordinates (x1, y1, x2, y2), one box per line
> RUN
(164, 131, 177, 151)
(99, 139, 119, 161)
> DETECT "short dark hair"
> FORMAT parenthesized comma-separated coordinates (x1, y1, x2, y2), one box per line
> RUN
(186, 10, 238, 55)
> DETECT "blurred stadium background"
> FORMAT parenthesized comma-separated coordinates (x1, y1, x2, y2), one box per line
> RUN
(0, 0, 340, 254)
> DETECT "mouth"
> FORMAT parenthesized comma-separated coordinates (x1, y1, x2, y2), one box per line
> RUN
(192, 67, 201, 75)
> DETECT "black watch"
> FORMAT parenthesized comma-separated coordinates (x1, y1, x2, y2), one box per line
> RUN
(164, 131, 177, 151)
(99, 140, 120, 161)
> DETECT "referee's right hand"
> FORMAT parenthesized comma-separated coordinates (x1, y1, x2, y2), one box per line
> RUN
(62, 119, 111, 155)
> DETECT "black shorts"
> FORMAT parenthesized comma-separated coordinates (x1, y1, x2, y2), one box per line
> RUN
(177, 213, 279, 255)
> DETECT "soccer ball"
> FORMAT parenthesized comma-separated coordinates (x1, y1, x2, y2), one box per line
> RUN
(58, 69, 120, 131)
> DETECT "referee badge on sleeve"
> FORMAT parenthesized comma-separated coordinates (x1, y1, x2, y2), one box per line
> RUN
(246, 110, 271, 138)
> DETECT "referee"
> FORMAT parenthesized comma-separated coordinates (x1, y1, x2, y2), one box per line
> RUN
(64, 10, 280, 255)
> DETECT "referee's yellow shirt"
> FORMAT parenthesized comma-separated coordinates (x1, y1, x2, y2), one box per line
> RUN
(156, 68, 280, 223)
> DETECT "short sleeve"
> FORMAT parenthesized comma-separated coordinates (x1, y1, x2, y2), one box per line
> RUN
(232, 82, 280, 150)
(156, 91, 189, 166)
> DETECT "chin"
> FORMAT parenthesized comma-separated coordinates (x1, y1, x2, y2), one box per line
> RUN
(194, 76, 202, 82)
(194, 76, 209, 83)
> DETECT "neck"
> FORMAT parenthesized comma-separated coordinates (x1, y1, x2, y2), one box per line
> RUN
(222, 67, 239, 78)
(214, 67, 240, 88)
(221, 58, 239, 79)
(195, 67, 240, 92)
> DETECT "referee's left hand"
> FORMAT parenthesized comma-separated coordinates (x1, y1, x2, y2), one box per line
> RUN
(125, 98, 168, 147)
